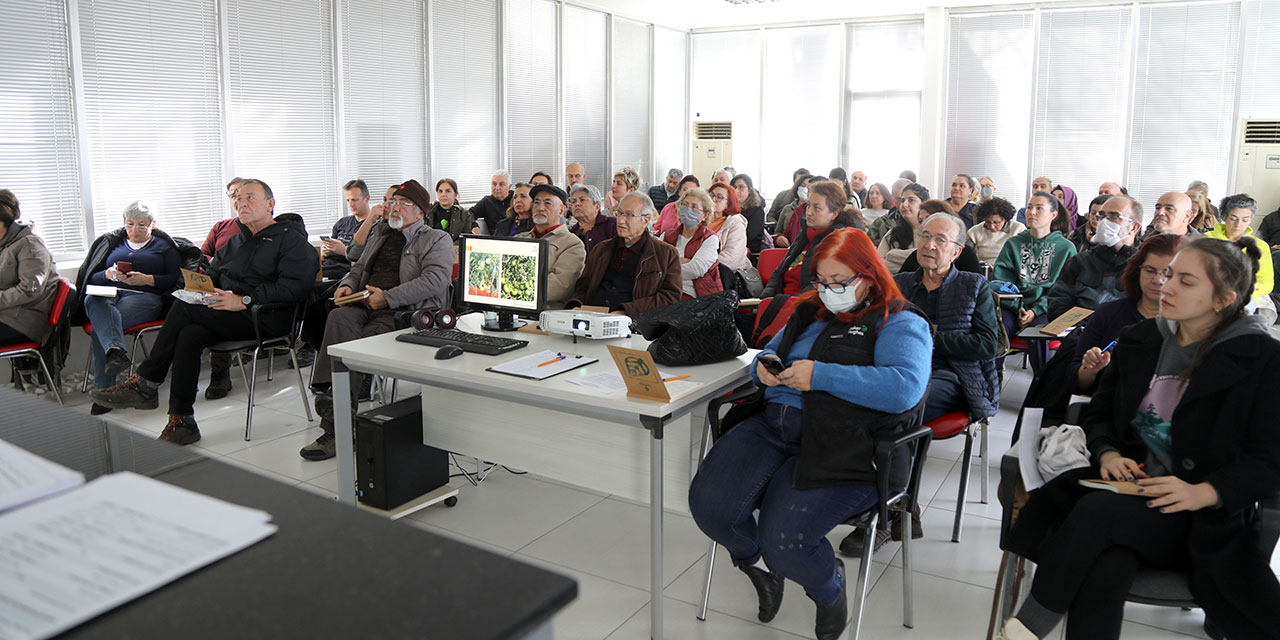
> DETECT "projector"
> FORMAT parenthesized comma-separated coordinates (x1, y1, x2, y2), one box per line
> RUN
(540, 310, 631, 339)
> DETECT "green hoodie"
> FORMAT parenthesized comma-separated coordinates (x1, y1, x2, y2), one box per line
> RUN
(992, 229, 1077, 316)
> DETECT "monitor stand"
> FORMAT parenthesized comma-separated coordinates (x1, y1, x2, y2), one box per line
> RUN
(480, 311, 526, 332)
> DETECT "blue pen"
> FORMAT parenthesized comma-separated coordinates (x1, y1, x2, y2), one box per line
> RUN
(1100, 340, 1117, 354)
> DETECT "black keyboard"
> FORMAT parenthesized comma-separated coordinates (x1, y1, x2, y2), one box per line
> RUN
(394, 327, 529, 355)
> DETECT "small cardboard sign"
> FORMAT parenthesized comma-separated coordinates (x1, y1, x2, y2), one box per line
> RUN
(180, 268, 215, 294)
(580, 305, 610, 314)
(1041, 306, 1094, 337)
(606, 345, 670, 402)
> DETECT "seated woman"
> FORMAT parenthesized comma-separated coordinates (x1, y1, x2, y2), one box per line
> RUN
(859, 182, 893, 227)
(427, 178, 472, 239)
(1050, 184, 1078, 233)
(993, 192, 1077, 331)
(651, 174, 700, 236)
(1187, 190, 1216, 233)
(661, 188, 722, 299)
(0, 189, 60, 348)
(492, 182, 533, 237)
(760, 181, 863, 298)
(707, 182, 749, 272)
(1071, 234, 1179, 395)
(774, 174, 821, 248)
(689, 227, 932, 640)
(877, 183, 929, 274)
(1205, 194, 1274, 313)
(998, 237, 1280, 640)
(607, 167, 640, 215)
(968, 197, 1027, 264)
(75, 201, 182, 411)
(730, 174, 768, 255)
(898, 199, 982, 274)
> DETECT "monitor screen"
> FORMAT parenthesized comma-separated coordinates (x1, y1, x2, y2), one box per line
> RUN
(458, 235, 547, 317)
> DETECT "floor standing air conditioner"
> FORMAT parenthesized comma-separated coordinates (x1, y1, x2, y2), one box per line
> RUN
(1234, 119, 1280, 216)
(692, 121, 733, 185)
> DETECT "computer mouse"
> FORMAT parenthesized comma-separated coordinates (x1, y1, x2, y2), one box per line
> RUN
(435, 345, 465, 360)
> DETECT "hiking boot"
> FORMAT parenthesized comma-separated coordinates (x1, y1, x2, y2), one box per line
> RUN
(738, 564, 785, 622)
(838, 525, 893, 558)
(357, 374, 373, 402)
(158, 414, 201, 445)
(89, 402, 113, 416)
(104, 346, 132, 379)
(89, 375, 159, 410)
(890, 504, 925, 541)
(299, 429, 336, 461)
(313, 392, 333, 420)
(813, 561, 847, 640)
(205, 353, 232, 399)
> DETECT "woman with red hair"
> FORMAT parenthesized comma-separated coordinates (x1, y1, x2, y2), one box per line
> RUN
(688, 228, 932, 640)
(708, 182, 749, 271)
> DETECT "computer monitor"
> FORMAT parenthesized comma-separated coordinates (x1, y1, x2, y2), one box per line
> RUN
(457, 234, 548, 331)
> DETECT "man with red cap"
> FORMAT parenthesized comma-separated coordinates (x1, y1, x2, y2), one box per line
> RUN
(300, 179, 454, 461)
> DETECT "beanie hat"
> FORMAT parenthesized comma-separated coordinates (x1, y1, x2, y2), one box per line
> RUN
(394, 179, 433, 213)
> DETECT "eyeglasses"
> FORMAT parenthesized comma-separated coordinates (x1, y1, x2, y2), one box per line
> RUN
(617, 211, 649, 220)
(917, 231, 963, 249)
(813, 275, 861, 294)
(389, 199, 416, 209)
(1101, 212, 1136, 224)
(710, 194, 727, 203)
(1139, 265, 1168, 280)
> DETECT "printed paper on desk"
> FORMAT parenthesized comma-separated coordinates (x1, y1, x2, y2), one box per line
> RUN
(1017, 408, 1047, 491)
(606, 344, 669, 402)
(180, 268, 216, 294)
(1041, 306, 1094, 337)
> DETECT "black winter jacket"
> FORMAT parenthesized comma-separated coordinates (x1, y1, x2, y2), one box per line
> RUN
(211, 214, 318, 306)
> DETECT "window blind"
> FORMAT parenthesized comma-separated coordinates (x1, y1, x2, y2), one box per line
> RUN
(944, 12, 1035, 207)
(760, 25, 841, 196)
(505, 0, 558, 188)
(844, 20, 924, 188)
(1240, 0, 1280, 118)
(0, 0, 83, 254)
(689, 31, 761, 192)
(225, 0, 338, 236)
(78, 0, 224, 243)
(431, 0, 500, 204)
(1030, 6, 1131, 203)
(340, 0, 427, 206)
(1127, 1, 1240, 206)
(562, 5, 607, 192)
(651, 26, 687, 188)
(611, 17, 652, 188)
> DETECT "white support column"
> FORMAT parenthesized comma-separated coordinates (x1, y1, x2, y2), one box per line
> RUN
(918, 6, 948, 195)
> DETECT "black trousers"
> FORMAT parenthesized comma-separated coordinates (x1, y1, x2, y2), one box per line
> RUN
(136, 302, 287, 416)
(1012, 469, 1191, 640)
(0, 321, 33, 345)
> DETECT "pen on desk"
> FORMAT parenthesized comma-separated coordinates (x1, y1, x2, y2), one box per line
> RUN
(1101, 340, 1117, 354)
(662, 375, 691, 382)
(537, 354, 566, 367)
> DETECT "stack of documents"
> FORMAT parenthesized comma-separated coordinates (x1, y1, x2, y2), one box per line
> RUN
(0, 437, 85, 513)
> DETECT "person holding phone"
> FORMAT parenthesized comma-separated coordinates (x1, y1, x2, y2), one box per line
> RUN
(688, 228, 932, 640)
(73, 201, 185, 412)
(997, 238, 1280, 640)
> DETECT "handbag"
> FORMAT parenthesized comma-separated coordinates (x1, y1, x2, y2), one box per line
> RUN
(735, 266, 763, 298)
(633, 290, 748, 366)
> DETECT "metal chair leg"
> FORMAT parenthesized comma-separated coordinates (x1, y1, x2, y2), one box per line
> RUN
(36, 354, 64, 405)
(901, 505, 914, 628)
(234, 352, 251, 392)
(81, 346, 93, 393)
(289, 347, 314, 422)
(849, 511, 879, 640)
(244, 348, 259, 441)
(696, 540, 718, 621)
(952, 427, 974, 542)
(267, 348, 275, 381)
(980, 419, 990, 504)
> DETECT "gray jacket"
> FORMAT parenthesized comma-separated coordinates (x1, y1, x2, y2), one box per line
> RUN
(338, 219, 453, 311)
(0, 223, 60, 343)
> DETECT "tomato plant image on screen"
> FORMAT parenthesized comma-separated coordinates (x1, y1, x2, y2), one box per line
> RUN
(501, 255, 537, 302)
(468, 252, 500, 297)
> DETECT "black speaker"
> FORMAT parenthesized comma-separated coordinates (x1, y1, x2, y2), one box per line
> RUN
(355, 397, 449, 510)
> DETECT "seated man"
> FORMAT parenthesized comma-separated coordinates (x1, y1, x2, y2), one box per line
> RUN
(1138, 191, 1203, 243)
(468, 170, 512, 235)
(516, 184, 585, 309)
(566, 191, 681, 317)
(1045, 195, 1144, 320)
(301, 179, 453, 460)
(91, 179, 318, 445)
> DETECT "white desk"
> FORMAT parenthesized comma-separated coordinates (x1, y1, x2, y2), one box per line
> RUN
(327, 314, 755, 640)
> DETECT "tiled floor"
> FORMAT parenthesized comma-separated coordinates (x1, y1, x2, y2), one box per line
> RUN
(36, 352, 1276, 639)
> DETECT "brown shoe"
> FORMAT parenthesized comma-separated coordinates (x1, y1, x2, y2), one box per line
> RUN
(158, 414, 201, 445)
(890, 504, 924, 541)
(90, 374, 159, 410)
(837, 525, 892, 557)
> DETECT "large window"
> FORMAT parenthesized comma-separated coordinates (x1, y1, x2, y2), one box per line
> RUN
(505, 0, 558, 187)
(431, 0, 500, 203)
(562, 5, 607, 192)
(843, 20, 924, 191)
(690, 31, 762, 188)
(1240, 0, 1280, 118)
(651, 26, 687, 188)
(759, 26, 842, 196)
(611, 18, 652, 187)
(340, 0, 428, 205)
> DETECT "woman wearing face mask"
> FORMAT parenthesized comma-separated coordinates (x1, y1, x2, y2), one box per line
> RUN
(967, 197, 1026, 264)
(493, 182, 534, 237)
(993, 192, 1077, 330)
(1068, 195, 1110, 253)
(689, 227, 932, 640)
(427, 178, 472, 239)
(731, 174, 768, 254)
(773, 175, 818, 249)
(1204, 194, 1274, 312)
(760, 181, 863, 298)
(707, 182, 750, 272)
(860, 183, 893, 226)
(877, 183, 929, 273)
(661, 188, 723, 299)
(997, 238, 1280, 640)
(652, 175, 701, 236)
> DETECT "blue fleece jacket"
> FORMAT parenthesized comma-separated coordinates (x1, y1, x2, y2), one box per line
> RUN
(753, 310, 933, 414)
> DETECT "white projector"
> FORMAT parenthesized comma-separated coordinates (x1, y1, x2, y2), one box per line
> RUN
(540, 309, 632, 339)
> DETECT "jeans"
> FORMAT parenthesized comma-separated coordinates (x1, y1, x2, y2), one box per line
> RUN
(924, 368, 967, 424)
(688, 403, 878, 605)
(83, 292, 165, 388)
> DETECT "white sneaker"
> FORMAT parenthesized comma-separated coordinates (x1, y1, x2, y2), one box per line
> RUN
(996, 618, 1038, 640)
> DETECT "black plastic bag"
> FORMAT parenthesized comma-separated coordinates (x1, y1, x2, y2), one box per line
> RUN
(633, 290, 748, 366)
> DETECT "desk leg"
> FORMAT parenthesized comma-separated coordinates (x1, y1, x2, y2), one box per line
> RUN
(641, 415, 666, 640)
(334, 358, 356, 505)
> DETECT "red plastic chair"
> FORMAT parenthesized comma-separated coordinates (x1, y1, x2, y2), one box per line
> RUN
(0, 277, 72, 404)
(925, 409, 990, 543)
(79, 318, 167, 392)
(755, 248, 788, 283)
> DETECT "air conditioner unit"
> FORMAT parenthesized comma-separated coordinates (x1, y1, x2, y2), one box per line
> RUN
(692, 121, 733, 186)
(1234, 119, 1280, 217)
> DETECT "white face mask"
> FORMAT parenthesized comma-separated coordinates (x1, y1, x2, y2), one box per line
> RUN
(796, 187, 809, 202)
(388, 215, 404, 230)
(678, 207, 702, 229)
(818, 279, 864, 314)
(1091, 217, 1125, 247)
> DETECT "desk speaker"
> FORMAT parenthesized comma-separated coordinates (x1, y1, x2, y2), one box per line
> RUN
(355, 397, 448, 510)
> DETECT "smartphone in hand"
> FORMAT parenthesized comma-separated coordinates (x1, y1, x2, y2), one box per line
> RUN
(116, 261, 133, 274)
(759, 355, 785, 375)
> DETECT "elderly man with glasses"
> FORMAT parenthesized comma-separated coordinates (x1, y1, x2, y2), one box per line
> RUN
(1046, 195, 1145, 320)
(565, 191, 681, 317)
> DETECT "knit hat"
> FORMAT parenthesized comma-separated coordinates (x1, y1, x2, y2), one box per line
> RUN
(394, 179, 433, 213)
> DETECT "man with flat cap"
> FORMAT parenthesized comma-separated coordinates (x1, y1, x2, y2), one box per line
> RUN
(300, 179, 454, 461)
(516, 184, 586, 309)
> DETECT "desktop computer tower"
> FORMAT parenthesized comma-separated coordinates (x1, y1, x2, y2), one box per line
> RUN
(355, 397, 448, 510)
